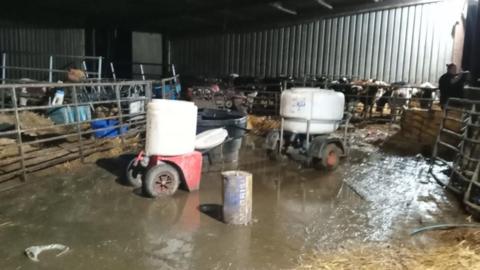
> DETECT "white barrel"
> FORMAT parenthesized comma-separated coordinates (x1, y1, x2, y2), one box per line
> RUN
(146, 99, 198, 156)
(280, 88, 344, 134)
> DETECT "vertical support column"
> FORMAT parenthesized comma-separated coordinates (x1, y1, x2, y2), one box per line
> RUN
(110, 62, 117, 81)
(48, 55, 54, 83)
(115, 84, 125, 147)
(72, 86, 85, 162)
(1, 52, 6, 83)
(162, 80, 166, 99)
(145, 82, 152, 103)
(140, 64, 146, 81)
(11, 87, 27, 181)
(82, 61, 89, 79)
(279, 117, 284, 155)
(97, 57, 103, 80)
(1, 53, 6, 109)
(306, 119, 311, 151)
(162, 35, 171, 76)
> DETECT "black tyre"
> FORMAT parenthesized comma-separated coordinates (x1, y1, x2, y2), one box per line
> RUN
(267, 149, 281, 161)
(143, 163, 180, 197)
(320, 143, 341, 171)
(126, 158, 144, 188)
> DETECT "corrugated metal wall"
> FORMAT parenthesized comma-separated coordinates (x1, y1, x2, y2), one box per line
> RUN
(132, 32, 163, 79)
(0, 25, 85, 81)
(171, 1, 461, 83)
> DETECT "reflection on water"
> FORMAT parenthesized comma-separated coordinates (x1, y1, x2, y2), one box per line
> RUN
(0, 135, 467, 270)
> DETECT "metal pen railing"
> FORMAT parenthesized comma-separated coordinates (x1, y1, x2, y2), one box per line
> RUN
(429, 98, 480, 196)
(0, 80, 152, 185)
(1, 52, 103, 83)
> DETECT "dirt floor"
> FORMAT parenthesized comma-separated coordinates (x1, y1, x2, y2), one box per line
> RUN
(0, 129, 475, 269)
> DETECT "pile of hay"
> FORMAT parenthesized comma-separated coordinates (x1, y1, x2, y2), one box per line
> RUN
(297, 230, 480, 270)
(0, 111, 68, 136)
(247, 115, 280, 136)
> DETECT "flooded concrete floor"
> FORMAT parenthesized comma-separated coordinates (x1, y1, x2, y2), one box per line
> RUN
(0, 135, 468, 270)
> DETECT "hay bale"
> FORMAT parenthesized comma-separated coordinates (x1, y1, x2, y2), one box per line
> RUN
(400, 108, 462, 150)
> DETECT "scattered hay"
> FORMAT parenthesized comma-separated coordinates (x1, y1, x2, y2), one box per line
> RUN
(0, 138, 35, 157)
(0, 111, 70, 136)
(247, 115, 280, 136)
(297, 230, 480, 270)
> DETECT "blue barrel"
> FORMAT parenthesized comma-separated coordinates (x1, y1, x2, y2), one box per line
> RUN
(222, 171, 252, 225)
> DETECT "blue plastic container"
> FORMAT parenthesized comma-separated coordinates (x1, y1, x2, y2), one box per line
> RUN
(153, 83, 181, 100)
(48, 106, 91, 124)
(90, 119, 128, 138)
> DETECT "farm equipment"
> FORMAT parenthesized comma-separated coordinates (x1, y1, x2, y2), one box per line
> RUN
(126, 128, 229, 197)
(264, 88, 350, 170)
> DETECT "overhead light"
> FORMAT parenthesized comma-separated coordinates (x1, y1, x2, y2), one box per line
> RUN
(316, 0, 333, 9)
(270, 2, 298, 15)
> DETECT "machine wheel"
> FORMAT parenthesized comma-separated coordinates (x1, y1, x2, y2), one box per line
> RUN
(126, 158, 144, 188)
(267, 142, 285, 161)
(225, 99, 233, 109)
(320, 143, 341, 171)
(143, 163, 180, 197)
(267, 149, 281, 161)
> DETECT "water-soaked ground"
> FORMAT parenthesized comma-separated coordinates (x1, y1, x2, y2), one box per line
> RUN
(0, 135, 468, 270)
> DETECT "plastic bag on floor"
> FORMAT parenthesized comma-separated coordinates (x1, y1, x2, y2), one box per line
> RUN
(25, 244, 69, 262)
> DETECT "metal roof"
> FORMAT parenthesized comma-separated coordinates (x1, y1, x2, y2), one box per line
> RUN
(0, 0, 440, 34)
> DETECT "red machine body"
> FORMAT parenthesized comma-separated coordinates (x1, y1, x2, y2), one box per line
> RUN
(143, 151, 203, 192)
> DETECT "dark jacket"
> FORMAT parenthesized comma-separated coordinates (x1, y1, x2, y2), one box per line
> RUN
(439, 73, 465, 105)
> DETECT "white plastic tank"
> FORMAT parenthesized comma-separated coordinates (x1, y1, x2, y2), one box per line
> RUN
(146, 99, 198, 156)
(280, 88, 345, 134)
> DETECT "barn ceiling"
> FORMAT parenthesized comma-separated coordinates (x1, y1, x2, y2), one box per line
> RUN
(1, 0, 438, 34)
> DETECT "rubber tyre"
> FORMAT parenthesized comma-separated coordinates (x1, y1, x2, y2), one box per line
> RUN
(267, 149, 281, 161)
(267, 142, 284, 161)
(320, 144, 341, 171)
(143, 163, 180, 197)
(126, 158, 144, 188)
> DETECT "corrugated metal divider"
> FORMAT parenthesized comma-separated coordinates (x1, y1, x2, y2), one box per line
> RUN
(171, 1, 460, 84)
(0, 25, 85, 80)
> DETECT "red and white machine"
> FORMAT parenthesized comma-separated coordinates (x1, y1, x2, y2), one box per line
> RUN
(126, 128, 228, 197)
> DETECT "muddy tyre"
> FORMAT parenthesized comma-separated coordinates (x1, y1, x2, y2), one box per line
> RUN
(126, 158, 144, 188)
(320, 144, 341, 171)
(267, 149, 281, 161)
(143, 163, 180, 197)
(267, 142, 285, 161)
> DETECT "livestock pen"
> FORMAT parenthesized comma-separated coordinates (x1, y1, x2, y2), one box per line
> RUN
(0, 80, 152, 190)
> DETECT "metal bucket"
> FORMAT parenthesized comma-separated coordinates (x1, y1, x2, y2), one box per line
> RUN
(222, 170, 252, 225)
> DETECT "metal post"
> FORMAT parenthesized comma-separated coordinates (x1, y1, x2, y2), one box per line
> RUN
(11, 87, 27, 181)
(48, 55, 54, 82)
(82, 61, 89, 78)
(72, 86, 85, 162)
(1, 52, 6, 83)
(279, 117, 284, 155)
(97, 57, 103, 80)
(1, 53, 6, 108)
(115, 85, 126, 147)
(145, 82, 152, 103)
(162, 80, 166, 99)
(140, 64, 146, 81)
(306, 119, 311, 151)
(110, 62, 117, 81)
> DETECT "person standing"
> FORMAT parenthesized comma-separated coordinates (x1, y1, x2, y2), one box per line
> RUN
(438, 63, 468, 108)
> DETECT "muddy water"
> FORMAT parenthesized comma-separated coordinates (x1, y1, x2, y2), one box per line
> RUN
(0, 135, 467, 270)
